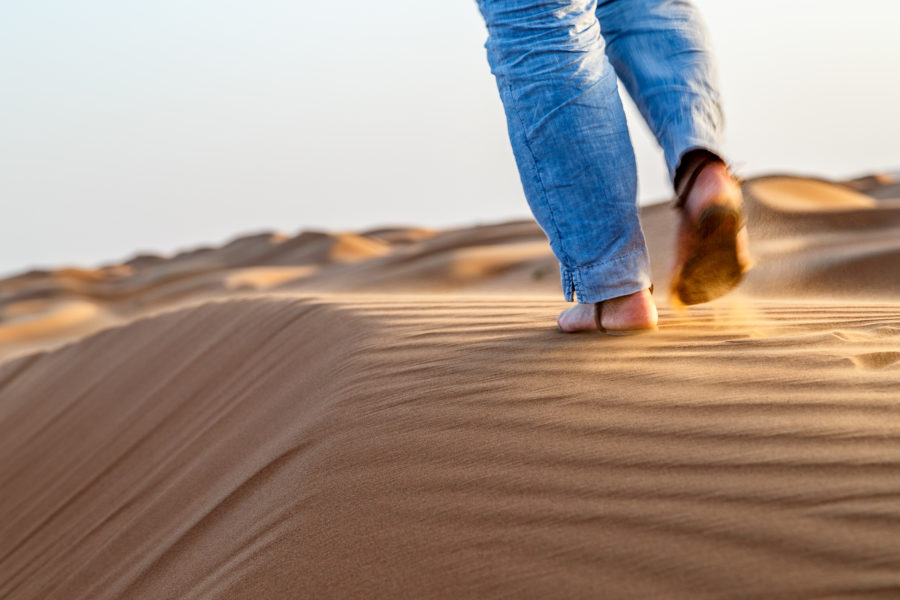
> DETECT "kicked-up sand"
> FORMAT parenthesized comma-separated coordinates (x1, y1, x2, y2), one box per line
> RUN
(0, 174, 899, 598)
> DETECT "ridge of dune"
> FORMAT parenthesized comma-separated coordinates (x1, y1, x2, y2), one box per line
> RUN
(1, 295, 898, 598)
(3, 173, 900, 363)
(2, 170, 900, 598)
(735, 175, 900, 298)
(0, 221, 558, 363)
(844, 171, 900, 199)
(2, 173, 900, 364)
(745, 176, 878, 212)
(359, 226, 438, 245)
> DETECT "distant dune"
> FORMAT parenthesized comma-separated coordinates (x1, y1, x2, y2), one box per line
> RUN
(1, 174, 899, 598)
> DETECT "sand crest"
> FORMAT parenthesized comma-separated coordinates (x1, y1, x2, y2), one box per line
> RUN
(1, 174, 899, 598)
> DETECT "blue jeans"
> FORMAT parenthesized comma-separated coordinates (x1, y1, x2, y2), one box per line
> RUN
(475, 0, 724, 303)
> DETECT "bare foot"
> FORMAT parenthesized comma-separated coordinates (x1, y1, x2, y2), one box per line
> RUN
(670, 159, 752, 305)
(557, 288, 658, 333)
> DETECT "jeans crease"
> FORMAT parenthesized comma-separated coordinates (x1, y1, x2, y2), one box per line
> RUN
(477, 0, 722, 304)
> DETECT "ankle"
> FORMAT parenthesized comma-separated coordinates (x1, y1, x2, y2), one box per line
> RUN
(674, 149, 723, 194)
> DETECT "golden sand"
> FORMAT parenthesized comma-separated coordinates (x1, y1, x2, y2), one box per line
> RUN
(1, 175, 898, 598)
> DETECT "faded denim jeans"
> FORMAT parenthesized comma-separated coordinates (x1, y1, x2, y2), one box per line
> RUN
(475, 0, 724, 303)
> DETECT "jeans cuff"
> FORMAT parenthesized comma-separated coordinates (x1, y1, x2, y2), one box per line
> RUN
(560, 248, 653, 304)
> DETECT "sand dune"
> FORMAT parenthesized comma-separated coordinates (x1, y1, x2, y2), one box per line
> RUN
(1, 174, 899, 598)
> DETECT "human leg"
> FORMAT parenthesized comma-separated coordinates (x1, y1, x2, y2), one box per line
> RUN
(474, 0, 653, 308)
(593, 0, 725, 183)
(595, 0, 750, 304)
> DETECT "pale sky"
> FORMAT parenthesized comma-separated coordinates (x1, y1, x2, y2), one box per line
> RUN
(1, 1, 898, 278)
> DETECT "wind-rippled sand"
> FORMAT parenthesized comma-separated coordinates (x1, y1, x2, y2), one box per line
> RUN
(1, 175, 899, 598)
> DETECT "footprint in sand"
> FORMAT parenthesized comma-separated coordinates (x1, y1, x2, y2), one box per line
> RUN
(849, 351, 900, 370)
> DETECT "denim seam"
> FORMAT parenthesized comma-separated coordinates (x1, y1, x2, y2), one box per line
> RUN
(498, 78, 575, 294)
(500, 78, 569, 264)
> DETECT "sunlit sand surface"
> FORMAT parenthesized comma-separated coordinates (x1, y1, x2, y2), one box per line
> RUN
(1, 174, 898, 598)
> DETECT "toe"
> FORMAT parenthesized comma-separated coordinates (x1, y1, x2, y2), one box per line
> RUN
(557, 303, 598, 333)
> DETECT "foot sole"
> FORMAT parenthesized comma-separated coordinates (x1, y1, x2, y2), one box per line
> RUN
(673, 205, 746, 306)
